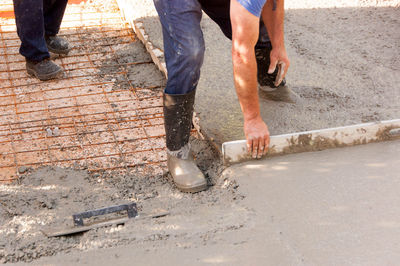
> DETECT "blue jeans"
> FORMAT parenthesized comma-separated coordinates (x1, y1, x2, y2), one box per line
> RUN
(153, 0, 270, 95)
(13, 0, 68, 62)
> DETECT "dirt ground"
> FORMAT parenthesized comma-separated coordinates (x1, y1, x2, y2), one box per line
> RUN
(0, 0, 215, 263)
(0, 137, 232, 263)
(1, 0, 399, 264)
(0, 1, 229, 259)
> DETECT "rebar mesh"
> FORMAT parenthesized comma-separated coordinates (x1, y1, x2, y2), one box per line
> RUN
(0, 0, 168, 181)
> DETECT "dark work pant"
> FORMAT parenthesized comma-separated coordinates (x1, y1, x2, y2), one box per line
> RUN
(13, 0, 68, 62)
(153, 0, 270, 95)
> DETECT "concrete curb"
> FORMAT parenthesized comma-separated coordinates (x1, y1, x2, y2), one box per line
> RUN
(116, 0, 166, 78)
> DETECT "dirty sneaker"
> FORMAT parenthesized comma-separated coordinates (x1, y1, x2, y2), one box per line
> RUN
(45, 35, 70, 55)
(26, 58, 64, 81)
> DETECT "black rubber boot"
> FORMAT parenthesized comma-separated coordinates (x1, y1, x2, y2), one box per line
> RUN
(26, 58, 63, 81)
(45, 35, 70, 55)
(163, 90, 207, 193)
(255, 45, 298, 103)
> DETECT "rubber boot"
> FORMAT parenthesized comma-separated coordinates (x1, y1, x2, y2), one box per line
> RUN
(163, 90, 207, 193)
(255, 46, 298, 103)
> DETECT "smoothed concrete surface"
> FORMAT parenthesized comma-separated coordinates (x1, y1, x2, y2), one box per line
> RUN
(14, 140, 400, 265)
(226, 139, 400, 265)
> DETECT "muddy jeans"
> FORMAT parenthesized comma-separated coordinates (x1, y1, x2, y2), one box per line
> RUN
(13, 0, 68, 62)
(153, 0, 270, 95)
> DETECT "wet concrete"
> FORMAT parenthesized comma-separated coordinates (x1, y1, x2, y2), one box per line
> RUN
(11, 140, 400, 265)
(3, 0, 399, 263)
(123, 0, 400, 150)
(0, 136, 227, 263)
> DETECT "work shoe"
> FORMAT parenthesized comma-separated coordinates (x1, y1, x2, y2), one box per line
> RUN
(163, 90, 207, 193)
(45, 35, 70, 55)
(26, 58, 63, 81)
(255, 46, 298, 103)
(167, 151, 207, 193)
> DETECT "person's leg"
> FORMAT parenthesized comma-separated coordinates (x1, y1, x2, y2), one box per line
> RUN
(13, 0, 63, 80)
(154, 0, 207, 192)
(43, 0, 70, 55)
(43, 0, 68, 37)
(12, 0, 49, 62)
(154, 0, 205, 95)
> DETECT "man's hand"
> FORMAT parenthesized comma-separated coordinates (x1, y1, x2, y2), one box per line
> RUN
(230, 0, 286, 159)
(244, 116, 270, 159)
(262, 0, 290, 87)
(268, 47, 290, 86)
(231, 0, 268, 158)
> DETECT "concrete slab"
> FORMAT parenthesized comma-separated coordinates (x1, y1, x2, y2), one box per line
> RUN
(13, 140, 400, 265)
(225, 140, 400, 265)
(117, 0, 400, 150)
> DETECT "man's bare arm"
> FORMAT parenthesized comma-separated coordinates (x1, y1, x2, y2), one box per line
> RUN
(230, 0, 270, 159)
(262, 0, 289, 86)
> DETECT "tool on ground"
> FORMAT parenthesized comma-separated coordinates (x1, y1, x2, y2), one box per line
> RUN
(72, 203, 137, 226)
(42, 203, 169, 237)
(222, 119, 400, 165)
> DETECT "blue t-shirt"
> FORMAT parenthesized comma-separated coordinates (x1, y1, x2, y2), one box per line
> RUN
(237, 0, 273, 17)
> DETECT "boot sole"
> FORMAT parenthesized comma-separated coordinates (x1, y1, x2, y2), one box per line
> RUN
(176, 182, 208, 193)
(27, 67, 63, 81)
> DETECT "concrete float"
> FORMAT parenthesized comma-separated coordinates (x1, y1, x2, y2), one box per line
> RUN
(222, 119, 400, 164)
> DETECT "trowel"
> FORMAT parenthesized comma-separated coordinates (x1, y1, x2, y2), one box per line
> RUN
(42, 203, 169, 237)
(222, 119, 400, 165)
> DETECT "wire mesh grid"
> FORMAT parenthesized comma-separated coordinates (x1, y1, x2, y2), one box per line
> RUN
(0, 1, 169, 181)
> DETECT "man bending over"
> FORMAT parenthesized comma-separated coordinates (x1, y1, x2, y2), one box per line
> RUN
(154, 0, 290, 192)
